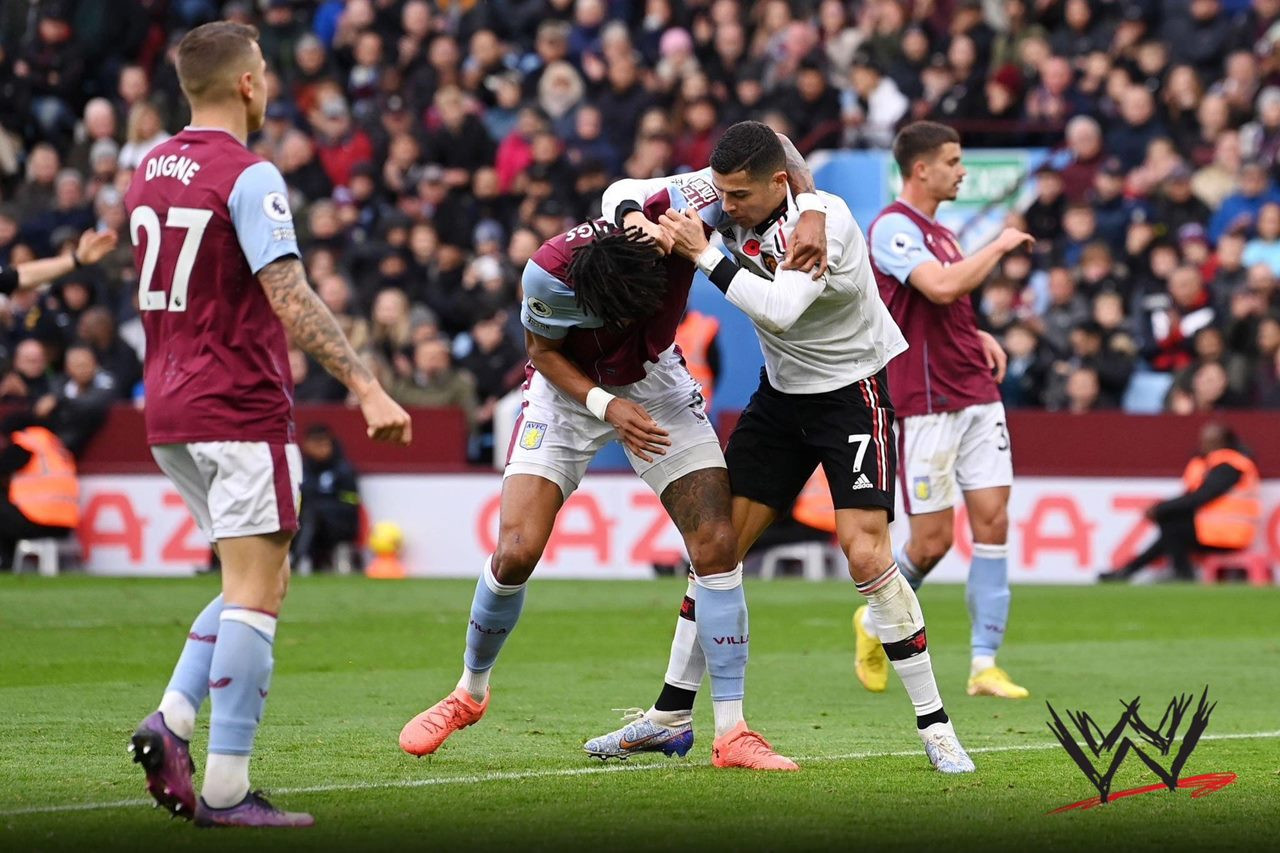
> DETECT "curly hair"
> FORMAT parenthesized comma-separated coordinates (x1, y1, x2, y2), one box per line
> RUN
(566, 224, 668, 328)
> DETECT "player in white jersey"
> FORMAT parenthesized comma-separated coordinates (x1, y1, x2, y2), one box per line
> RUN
(584, 121, 972, 774)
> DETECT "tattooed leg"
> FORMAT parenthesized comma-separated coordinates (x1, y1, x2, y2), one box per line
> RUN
(660, 468, 736, 578)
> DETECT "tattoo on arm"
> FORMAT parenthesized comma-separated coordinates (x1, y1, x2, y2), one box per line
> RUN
(777, 133, 816, 195)
(660, 468, 733, 537)
(258, 257, 373, 393)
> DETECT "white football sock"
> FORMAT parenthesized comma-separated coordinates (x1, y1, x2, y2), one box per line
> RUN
(457, 668, 490, 703)
(202, 753, 250, 809)
(158, 690, 196, 741)
(971, 654, 996, 676)
(860, 604, 878, 639)
(712, 699, 744, 738)
(858, 563, 945, 718)
(646, 707, 693, 728)
(663, 578, 705, 691)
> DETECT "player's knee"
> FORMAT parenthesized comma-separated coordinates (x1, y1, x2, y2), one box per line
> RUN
(971, 507, 1009, 545)
(843, 531, 892, 582)
(913, 532, 952, 569)
(686, 523, 737, 577)
(491, 538, 542, 585)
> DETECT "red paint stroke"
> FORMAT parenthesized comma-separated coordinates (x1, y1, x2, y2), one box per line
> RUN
(1050, 772, 1238, 814)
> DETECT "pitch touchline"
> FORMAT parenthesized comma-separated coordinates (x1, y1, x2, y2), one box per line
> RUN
(3, 729, 1276, 817)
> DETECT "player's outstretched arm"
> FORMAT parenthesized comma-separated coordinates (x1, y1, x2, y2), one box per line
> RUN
(2, 229, 118, 294)
(525, 329, 670, 462)
(258, 257, 411, 445)
(906, 228, 1034, 305)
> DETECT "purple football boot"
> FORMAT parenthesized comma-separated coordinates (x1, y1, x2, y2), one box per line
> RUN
(194, 791, 315, 828)
(129, 711, 197, 818)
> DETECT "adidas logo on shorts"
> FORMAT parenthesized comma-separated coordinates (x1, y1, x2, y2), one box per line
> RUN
(852, 474, 874, 490)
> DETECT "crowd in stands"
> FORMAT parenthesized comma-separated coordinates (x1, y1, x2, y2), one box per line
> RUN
(1, 0, 1279, 462)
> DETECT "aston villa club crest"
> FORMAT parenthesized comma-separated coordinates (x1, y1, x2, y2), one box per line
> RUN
(519, 422, 547, 450)
(913, 476, 931, 501)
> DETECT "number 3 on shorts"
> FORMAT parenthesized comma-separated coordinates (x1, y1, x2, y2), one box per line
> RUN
(848, 433, 870, 472)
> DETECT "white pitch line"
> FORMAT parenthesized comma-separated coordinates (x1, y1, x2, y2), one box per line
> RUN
(2, 729, 1276, 818)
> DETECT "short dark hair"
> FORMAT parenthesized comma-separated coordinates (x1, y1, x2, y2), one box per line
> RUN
(710, 121, 785, 180)
(177, 21, 260, 103)
(892, 121, 961, 175)
(567, 224, 667, 329)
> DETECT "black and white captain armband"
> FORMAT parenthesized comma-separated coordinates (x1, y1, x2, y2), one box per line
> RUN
(695, 245, 739, 294)
(0, 266, 17, 296)
(614, 200, 643, 229)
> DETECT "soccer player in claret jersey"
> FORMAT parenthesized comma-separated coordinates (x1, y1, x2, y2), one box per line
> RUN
(585, 121, 974, 774)
(124, 22, 410, 828)
(860, 121, 1034, 701)
(396, 136, 826, 772)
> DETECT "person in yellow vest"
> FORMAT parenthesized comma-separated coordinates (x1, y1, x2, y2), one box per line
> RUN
(1100, 422, 1261, 582)
(675, 309, 720, 413)
(0, 414, 79, 568)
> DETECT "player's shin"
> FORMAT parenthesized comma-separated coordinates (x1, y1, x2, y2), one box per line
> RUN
(204, 607, 276, 808)
(894, 543, 926, 590)
(458, 556, 526, 701)
(693, 565, 748, 737)
(159, 593, 224, 740)
(650, 577, 704, 726)
(967, 543, 1010, 673)
(857, 563, 948, 728)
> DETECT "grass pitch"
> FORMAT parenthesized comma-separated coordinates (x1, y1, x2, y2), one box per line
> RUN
(1, 575, 1277, 852)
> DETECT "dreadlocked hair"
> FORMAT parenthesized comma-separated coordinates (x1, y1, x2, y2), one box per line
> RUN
(566, 224, 668, 329)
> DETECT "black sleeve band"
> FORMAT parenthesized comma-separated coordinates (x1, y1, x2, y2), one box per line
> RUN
(614, 200, 643, 229)
(708, 256, 738, 294)
(0, 266, 17, 296)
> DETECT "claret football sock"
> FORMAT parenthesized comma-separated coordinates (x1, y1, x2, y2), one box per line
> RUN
(459, 556, 526, 702)
(160, 594, 224, 739)
(857, 563, 946, 724)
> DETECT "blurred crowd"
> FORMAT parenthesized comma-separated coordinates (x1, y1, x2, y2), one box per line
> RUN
(1, 0, 1279, 462)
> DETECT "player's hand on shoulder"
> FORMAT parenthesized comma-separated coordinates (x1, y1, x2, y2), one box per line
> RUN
(358, 384, 413, 446)
(996, 227, 1034, 255)
(657, 208, 709, 261)
(75, 228, 119, 265)
(782, 210, 828, 280)
(604, 398, 670, 463)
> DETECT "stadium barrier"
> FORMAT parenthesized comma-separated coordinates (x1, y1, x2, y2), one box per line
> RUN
(66, 407, 1279, 581)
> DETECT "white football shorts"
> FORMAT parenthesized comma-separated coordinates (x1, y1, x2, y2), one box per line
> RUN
(897, 401, 1013, 515)
(152, 441, 302, 540)
(505, 346, 726, 498)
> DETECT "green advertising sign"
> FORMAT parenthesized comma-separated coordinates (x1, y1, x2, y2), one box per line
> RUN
(885, 151, 1034, 209)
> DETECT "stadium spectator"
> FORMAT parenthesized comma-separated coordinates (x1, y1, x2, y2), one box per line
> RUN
(76, 307, 140, 399)
(0, 340, 54, 403)
(292, 423, 362, 574)
(118, 103, 171, 171)
(389, 336, 478, 426)
(35, 342, 114, 455)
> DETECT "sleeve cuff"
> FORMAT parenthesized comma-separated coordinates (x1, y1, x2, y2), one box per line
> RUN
(614, 200, 643, 229)
(696, 246, 738, 293)
(795, 192, 826, 214)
